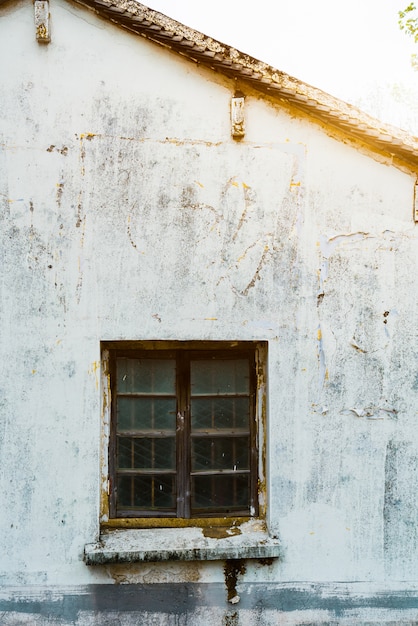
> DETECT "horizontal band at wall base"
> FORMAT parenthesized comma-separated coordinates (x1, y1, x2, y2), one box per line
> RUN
(2, 583, 418, 624)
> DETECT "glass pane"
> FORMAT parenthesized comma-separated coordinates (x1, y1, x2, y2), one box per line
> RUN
(191, 359, 249, 395)
(191, 475, 249, 512)
(117, 358, 175, 394)
(191, 437, 249, 471)
(191, 397, 249, 430)
(117, 437, 175, 470)
(117, 397, 176, 431)
(117, 474, 176, 510)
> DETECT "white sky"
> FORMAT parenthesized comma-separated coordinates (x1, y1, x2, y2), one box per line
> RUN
(147, 0, 418, 134)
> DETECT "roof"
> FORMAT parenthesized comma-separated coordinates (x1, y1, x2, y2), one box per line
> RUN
(6, 0, 418, 170)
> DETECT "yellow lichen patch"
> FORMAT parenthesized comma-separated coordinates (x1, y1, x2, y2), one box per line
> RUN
(194, 181, 204, 188)
(88, 361, 100, 390)
(36, 23, 48, 40)
(242, 182, 250, 189)
(317, 328, 322, 341)
(202, 526, 241, 539)
(230, 180, 239, 188)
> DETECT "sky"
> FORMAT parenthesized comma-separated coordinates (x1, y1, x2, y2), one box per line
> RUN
(146, 0, 418, 134)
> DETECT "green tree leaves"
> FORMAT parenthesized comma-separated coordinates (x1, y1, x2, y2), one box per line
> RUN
(399, 2, 418, 68)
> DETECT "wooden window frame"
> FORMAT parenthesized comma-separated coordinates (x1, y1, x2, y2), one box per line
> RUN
(100, 340, 267, 528)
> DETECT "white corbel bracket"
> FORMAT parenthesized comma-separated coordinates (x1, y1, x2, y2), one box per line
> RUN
(231, 96, 245, 139)
(34, 0, 51, 43)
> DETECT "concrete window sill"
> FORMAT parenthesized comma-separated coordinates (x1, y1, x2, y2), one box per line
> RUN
(84, 521, 281, 565)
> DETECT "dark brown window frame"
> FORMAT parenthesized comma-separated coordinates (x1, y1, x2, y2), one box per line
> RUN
(105, 341, 264, 522)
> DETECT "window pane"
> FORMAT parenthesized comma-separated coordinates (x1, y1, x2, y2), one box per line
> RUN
(191, 397, 250, 430)
(190, 359, 249, 395)
(117, 397, 176, 431)
(109, 344, 258, 519)
(117, 437, 175, 470)
(117, 474, 176, 510)
(191, 437, 249, 471)
(191, 475, 249, 512)
(117, 358, 175, 394)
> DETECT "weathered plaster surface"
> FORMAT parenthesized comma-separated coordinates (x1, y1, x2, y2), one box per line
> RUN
(1, 0, 418, 621)
(2, 582, 418, 624)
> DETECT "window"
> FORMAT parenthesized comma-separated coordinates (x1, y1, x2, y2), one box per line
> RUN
(105, 341, 264, 522)
(85, 340, 281, 564)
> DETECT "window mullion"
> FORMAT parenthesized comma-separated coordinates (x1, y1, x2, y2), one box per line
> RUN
(249, 355, 258, 516)
(211, 395, 215, 512)
(176, 352, 190, 518)
(109, 352, 117, 518)
(183, 354, 191, 518)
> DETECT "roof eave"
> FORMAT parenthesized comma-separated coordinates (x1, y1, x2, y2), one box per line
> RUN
(68, 0, 418, 171)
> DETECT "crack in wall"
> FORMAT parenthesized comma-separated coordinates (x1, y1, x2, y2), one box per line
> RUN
(231, 181, 253, 243)
(235, 243, 271, 297)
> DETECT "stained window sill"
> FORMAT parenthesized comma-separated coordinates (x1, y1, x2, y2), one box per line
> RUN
(84, 520, 281, 564)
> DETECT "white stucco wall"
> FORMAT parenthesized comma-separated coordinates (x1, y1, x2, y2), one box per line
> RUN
(1, 0, 417, 597)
